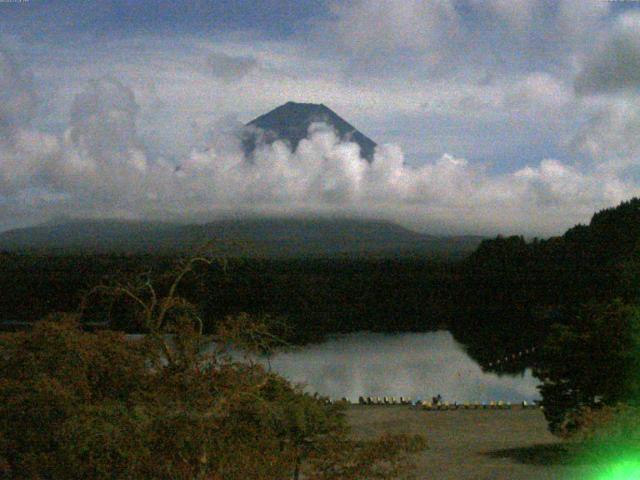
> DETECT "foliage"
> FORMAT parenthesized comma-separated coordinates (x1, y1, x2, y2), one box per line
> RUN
(553, 403, 640, 475)
(0, 253, 457, 341)
(533, 301, 640, 436)
(5, 198, 640, 444)
(0, 258, 426, 479)
(562, 404, 640, 445)
(0, 315, 154, 479)
(5, 198, 640, 366)
(455, 198, 640, 370)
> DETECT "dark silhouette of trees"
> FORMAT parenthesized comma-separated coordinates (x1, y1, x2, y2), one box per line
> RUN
(533, 301, 640, 436)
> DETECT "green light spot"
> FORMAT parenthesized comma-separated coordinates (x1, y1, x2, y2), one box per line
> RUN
(595, 458, 640, 480)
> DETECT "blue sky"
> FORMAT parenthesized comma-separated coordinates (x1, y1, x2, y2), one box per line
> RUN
(2, 0, 329, 39)
(1, 0, 640, 235)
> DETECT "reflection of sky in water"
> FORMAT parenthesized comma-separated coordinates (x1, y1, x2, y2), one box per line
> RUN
(263, 331, 541, 403)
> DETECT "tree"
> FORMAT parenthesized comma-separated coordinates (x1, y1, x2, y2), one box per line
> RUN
(534, 300, 640, 436)
(0, 257, 426, 479)
(79, 254, 217, 370)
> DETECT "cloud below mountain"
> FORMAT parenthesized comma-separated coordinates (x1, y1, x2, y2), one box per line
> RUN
(2, 2, 640, 236)
(0, 69, 633, 236)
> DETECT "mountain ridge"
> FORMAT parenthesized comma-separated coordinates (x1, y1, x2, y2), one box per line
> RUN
(0, 217, 482, 258)
(243, 101, 377, 161)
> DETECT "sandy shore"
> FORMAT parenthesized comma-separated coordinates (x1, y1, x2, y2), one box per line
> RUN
(347, 405, 595, 480)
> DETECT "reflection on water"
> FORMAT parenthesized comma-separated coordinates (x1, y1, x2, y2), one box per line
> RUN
(264, 331, 541, 403)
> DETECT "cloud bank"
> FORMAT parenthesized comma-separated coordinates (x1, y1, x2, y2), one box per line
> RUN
(0, 68, 632, 236)
(2, 1, 640, 236)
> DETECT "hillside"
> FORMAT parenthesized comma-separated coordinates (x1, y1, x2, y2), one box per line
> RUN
(0, 217, 482, 258)
(466, 197, 640, 303)
(450, 197, 640, 371)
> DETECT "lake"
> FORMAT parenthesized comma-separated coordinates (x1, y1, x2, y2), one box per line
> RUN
(249, 331, 541, 403)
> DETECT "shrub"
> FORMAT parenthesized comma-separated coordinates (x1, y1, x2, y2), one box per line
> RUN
(0, 316, 425, 479)
(534, 301, 640, 435)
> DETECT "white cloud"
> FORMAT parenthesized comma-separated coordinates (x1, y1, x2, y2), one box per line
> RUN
(575, 12, 640, 95)
(0, 66, 634, 236)
(19, 29, 582, 171)
(473, 0, 538, 33)
(2, 3, 640, 236)
(0, 48, 37, 133)
(328, 0, 459, 56)
(207, 52, 259, 82)
(128, 120, 632, 236)
(504, 73, 572, 113)
(571, 95, 640, 174)
(324, 0, 610, 76)
(48, 77, 150, 206)
(565, 11, 640, 173)
(0, 47, 61, 195)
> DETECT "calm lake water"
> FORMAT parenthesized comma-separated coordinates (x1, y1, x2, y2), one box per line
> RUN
(255, 331, 541, 403)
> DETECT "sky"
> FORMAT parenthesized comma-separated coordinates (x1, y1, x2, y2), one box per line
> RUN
(1, 0, 640, 235)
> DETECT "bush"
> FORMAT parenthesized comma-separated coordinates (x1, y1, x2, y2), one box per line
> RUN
(534, 301, 640, 436)
(0, 317, 425, 479)
(559, 403, 640, 470)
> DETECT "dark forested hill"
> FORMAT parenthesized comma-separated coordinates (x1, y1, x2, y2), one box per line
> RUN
(0, 253, 460, 342)
(466, 197, 640, 303)
(451, 197, 640, 370)
(0, 217, 482, 259)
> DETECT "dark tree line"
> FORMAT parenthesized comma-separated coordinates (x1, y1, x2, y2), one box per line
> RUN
(0, 253, 459, 344)
(456, 198, 640, 436)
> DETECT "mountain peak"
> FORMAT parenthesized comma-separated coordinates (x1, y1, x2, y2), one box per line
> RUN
(243, 102, 377, 161)
(284, 101, 326, 109)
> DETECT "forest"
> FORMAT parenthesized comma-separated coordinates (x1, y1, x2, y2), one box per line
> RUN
(3, 198, 640, 359)
(0, 254, 459, 343)
(2, 198, 640, 462)
(4, 199, 640, 354)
